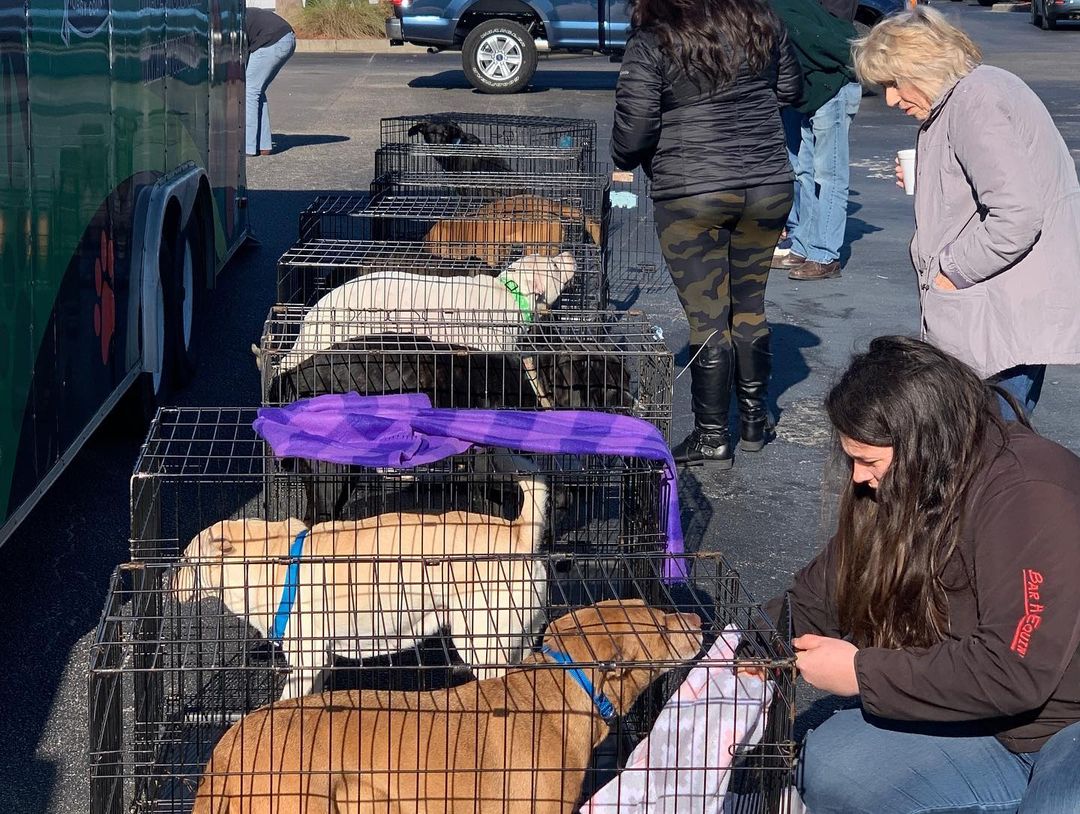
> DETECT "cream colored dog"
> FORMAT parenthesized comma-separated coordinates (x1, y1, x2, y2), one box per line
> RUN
(170, 478, 548, 700)
(257, 252, 577, 375)
(193, 599, 703, 814)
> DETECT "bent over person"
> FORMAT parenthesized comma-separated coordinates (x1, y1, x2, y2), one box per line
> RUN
(769, 336, 1080, 813)
(245, 8, 296, 157)
(611, 0, 801, 468)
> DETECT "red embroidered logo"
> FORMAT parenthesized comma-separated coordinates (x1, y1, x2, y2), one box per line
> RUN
(1010, 569, 1045, 659)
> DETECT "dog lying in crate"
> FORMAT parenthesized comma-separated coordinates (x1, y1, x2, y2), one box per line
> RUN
(192, 599, 703, 814)
(265, 252, 577, 373)
(169, 477, 548, 701)
(424, 195, 603, 268)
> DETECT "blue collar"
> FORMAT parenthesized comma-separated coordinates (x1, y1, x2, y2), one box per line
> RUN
(270, 530, 308, 642)
(541, 645, 617, 722)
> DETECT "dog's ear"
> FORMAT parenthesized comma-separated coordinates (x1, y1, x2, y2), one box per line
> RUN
(407, 122, 425, 138)
(195, 522, 237, 556)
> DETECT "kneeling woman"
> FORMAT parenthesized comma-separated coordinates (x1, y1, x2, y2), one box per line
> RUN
(771, 337, 1080, 813)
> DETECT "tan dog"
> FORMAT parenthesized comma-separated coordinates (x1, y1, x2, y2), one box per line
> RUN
(193, 599, 703, 814)
(169, 478, 548, 700)
(424, 195, 603, 267)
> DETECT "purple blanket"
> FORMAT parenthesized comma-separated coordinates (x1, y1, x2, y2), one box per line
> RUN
(253, 393, 687, 581)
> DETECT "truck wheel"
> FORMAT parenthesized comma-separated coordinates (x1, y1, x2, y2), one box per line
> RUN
(462, 20, 537, 95)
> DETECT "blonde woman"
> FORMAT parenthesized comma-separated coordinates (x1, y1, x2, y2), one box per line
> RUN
(853, 7, 1080, 421)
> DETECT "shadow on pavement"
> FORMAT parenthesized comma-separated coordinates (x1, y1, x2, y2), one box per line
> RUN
(269, 133, 350, 154)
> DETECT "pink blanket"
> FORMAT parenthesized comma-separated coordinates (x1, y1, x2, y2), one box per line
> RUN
(582, 627, 773, 814)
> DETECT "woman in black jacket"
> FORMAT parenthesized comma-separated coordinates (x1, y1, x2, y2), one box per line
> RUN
(612, 0, 801, 467)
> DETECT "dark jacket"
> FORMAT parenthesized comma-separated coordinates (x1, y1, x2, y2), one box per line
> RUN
(768, 0, 856, 114)
(767, 423, 1080, 753)
(610, 29, 802, 201)
(246, 8, 294, 53)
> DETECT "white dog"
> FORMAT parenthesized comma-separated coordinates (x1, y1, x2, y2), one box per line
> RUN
(169, 478, 548, 700)
(259, 252, 576, 373)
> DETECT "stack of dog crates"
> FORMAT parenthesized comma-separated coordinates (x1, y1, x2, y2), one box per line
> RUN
(88, 113, 797, 814)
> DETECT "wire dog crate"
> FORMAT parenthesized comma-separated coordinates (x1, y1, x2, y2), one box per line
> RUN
(380, 112, 598, 168)
(374, 142, 591, 177)
(295, 192, 603, 265)
(278, 236, 605, 310)
(90, 552, 796, 814)
(258, 307, 673, 435)
(126, 406, 671, 561)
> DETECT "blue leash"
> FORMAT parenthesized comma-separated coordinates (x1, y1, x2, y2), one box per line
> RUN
(542, 645, 617, 721)
(270, 529, 309, 642)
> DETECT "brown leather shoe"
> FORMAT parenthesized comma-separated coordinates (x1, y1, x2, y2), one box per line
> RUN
(789, 259, 841, 280)
(259, 149, 272, 156)
(772, 251, 807, 270)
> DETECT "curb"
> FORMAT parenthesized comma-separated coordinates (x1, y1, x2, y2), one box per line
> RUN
(990, 2, 1030, 10)
(295, 38, 427, 53)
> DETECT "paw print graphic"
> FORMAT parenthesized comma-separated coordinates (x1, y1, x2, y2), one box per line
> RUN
(93, 230, 115, 365)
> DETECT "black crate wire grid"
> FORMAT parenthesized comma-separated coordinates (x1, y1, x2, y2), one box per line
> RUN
(379, 112, 598, 168)
(257, 307, 673, 436)
(374, 142, 591, 178)
(90, 550, 796, 814)
(276, 237, 606, 312)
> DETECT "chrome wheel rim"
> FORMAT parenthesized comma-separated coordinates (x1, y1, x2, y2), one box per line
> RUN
(477, 34, 523, 82)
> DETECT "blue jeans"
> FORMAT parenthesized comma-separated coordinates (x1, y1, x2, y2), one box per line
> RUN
(800, 708, 1080, 813)
(991, 364, 1046, 421)
(783, 82, 861, 264)
(246, 33, 296, 155)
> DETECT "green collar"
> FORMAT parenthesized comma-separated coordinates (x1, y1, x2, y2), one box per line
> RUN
(498, 274, 534, 323)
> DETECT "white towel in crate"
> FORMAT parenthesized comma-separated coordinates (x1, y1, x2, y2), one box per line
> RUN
(581, 626, 773, 814)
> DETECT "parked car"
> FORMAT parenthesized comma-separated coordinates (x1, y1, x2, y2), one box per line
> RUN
(1031, 0, 1080, 29)
(387, 0, 923, 94)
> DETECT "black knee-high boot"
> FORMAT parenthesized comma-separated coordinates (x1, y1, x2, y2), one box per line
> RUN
(734, 334, 775, 451)
(672, 343, 734, 468)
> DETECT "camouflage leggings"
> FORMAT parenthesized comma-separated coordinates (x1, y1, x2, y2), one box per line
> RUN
(654, 185, 792, 349)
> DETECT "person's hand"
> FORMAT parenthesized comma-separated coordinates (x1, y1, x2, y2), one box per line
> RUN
(793, 635, 860, 696)
(895, 157, 905, 191)
(933, 273, 957, 292)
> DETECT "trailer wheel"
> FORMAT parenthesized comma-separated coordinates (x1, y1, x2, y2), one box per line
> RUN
(170, 205, 211, 385)
(462, 20, 537, 94)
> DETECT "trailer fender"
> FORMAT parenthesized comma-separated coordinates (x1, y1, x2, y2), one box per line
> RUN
(125, 162, 207, 376)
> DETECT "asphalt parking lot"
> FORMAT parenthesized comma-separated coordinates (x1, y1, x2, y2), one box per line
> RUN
(0, 4, 1077, 812)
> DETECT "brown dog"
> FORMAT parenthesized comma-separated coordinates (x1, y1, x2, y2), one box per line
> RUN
(424, 195, 603, 267)
(169, 478, 548, 700)
(192, 599, 702, 814)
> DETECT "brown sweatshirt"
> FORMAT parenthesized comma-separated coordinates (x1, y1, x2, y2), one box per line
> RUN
(767, 423, 1080, 752)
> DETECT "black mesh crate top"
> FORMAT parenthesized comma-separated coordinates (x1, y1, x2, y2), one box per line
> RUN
(276, 237, 606, 311)
(380, 112, 598, 168)
(374, 142, 591, 177)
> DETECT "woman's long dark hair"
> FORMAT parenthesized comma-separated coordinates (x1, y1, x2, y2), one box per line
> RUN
(632, 0, 783, 90)
(825, 336, 1015, 650)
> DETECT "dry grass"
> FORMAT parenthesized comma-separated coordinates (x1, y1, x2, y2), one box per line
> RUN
(288, 0, 392, 39)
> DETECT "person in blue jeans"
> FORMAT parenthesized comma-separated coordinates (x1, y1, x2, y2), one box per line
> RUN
(245, 8, 296, 156)
(768, 0, 860, 281)
(766, 337, 1080, 813)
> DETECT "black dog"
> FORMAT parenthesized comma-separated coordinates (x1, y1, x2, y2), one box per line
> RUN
(407, 120, 513, 174)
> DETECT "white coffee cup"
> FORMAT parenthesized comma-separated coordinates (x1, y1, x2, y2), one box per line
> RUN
(897, 148, 916, 196)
